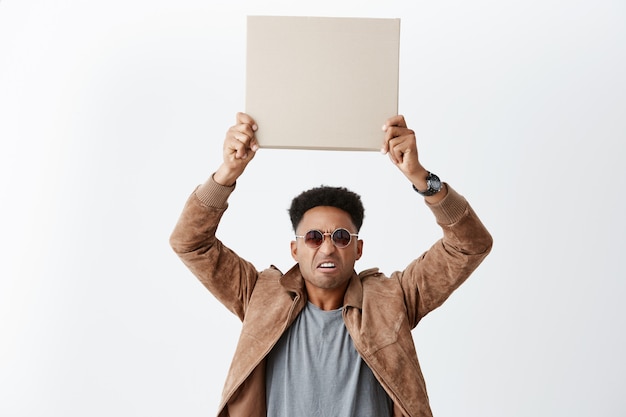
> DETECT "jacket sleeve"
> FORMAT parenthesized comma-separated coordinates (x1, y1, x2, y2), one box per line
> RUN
(397, 184, 493, 328)
(169, 177, 259, 321)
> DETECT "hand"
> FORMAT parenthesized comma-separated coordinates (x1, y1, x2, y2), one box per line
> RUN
(214, 112, 259, 186)
(381, 115, 448, 202)
(381, 115, 425, 179)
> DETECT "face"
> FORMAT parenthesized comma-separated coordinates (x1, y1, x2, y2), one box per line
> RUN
(290, 206, 363, 293)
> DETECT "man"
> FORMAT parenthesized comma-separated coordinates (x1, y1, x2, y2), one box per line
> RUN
(170, 112, 493, 417)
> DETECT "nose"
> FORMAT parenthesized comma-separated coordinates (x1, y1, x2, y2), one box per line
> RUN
(318, 233, 337, 254)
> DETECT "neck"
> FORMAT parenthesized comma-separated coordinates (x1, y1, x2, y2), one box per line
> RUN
(304, 282, 348, 311)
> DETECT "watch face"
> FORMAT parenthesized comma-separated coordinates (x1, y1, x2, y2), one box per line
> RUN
(414, 172, 442, 196)
(428, 174, 442, 191)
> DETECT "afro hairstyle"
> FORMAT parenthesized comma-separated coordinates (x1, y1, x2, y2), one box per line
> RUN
(288, 185, 365, 232)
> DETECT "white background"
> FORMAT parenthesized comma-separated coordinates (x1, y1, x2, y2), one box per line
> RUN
(1, 1, 625, 416)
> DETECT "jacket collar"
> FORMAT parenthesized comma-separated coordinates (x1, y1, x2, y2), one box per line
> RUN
(343, 273, 363, 309)
(344, 268, 382, 309)
(279, 264, 307, 300)
(280, 264, 375, 310)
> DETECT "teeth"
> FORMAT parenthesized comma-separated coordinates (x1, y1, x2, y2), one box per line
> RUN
(320, 262, 335, 268)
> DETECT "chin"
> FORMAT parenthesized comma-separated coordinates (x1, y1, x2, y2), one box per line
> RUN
(309, 275, 350, 290)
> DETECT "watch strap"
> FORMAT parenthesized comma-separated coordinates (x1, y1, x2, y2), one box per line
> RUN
(412, 172, 442, 197)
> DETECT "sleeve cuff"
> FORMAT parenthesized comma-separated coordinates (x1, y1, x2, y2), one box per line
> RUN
(425, 184, 468, 225)
(194, 174, 236, 208)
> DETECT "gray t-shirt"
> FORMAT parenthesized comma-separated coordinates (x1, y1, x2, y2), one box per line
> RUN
(265, 302, 393, 417)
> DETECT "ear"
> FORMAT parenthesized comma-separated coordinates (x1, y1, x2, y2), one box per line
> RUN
(355, 239, 363, 260)
(290, 240, 298, 262)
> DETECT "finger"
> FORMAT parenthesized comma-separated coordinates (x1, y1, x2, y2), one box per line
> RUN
(381, 124, 411, 154)
(236, 112, 258, 132)
(230, 131, 256, 159)
(389, 139, 405, 165)
(232, 123, 257, 143)
(382, 114, 407, 131)
(229, 123, 259, 154)
(390, 145, 415, 166)
(381, 124, 399, 154)
(380, 124, 390, 154)
(381, 115, 407, 152)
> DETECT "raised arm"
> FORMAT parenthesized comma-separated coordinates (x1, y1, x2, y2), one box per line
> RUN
(213, 112, 259, 186)
(381, 114, 447, 204)
(169, 113, 261, 320)
(381, 115, 493, 325)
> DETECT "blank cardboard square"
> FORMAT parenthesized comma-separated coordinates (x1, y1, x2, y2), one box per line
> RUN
(246, 16, 400, 151)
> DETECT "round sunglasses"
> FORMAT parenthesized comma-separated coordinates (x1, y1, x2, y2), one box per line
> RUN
(295, 228, 359, 249)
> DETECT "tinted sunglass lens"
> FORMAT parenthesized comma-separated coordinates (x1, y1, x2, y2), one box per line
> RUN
(305, 230, 324, 247)
(332, 229, 352, 247)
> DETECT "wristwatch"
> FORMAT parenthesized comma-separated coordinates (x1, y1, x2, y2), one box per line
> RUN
(412, 172, 442, 197)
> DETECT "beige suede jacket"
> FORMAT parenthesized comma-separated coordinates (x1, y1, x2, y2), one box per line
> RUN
(170, 177, 493, 417)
